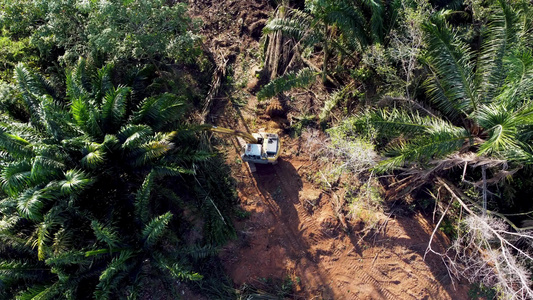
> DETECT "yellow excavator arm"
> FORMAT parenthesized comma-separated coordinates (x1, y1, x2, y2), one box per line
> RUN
(204, 125, 259, 144)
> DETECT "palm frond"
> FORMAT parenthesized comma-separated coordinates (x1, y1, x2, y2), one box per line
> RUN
(92, 64, 114, 104)
(94, 250, 136, 300)
(363, 0, 385, 44)
(101, 86, 130, 133)
(66, 57, 93, 101)
(117, 124, 153, 148)
(16, 283, 60, 300)
(185, 244, 219, 260)
(132, 93, 187, 131)
(91, 220, 121, 249)
(152, 165, 194, 177)
(423, 16, 478, 115)
(263, 14, 321, 48)
(376, 120, 470, 172)
(16, 186, 52, 221)
(81, 143, 105, 169)
(257, 68, 317, 100)
(342, 108, 432, 139)
(2, 161, 32, 196)
(14, 64, 49, 132)
(0, 127, 33, 159)
(142, 212, 173, 248)
(319, 89, 344, 121)
(70, 96, 91, 128)
(59, 170, 93, 196)
(132, 132, 176, 167)
(152, 253, 202, 281)
(497, 50, 533, 106)
(33, 222, 52, 261)
(135, 171, 155, 225)
(476, 104, 532, 159)
(477, 0, 519, 102)
(0, 260, 48, 282)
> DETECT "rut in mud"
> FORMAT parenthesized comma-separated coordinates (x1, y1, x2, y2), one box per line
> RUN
(188, 0, 471, 298)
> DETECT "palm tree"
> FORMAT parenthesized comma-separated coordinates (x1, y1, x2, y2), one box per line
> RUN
(262, 0, 399, 82)
(346, 0, 533, 174)
(0, 59, 235, 299)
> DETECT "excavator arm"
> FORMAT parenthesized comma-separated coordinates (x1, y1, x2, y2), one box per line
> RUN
(204, 125, 259, 144)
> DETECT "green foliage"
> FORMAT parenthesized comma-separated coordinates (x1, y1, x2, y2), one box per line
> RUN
(348, 3, 533, 173)
(257, 68, 317, 100)
(0, 60, 236, 299)
(0, 0, 201, 73)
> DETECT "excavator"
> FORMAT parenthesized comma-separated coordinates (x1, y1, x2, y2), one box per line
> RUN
(204, 125, 281, 165)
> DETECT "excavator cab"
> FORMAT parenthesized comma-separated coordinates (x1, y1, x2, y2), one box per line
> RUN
(242, 133, 280, 164)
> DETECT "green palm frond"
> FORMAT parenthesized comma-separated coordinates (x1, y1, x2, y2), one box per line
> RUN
(14, 64, 48, 131)
(142, 212, 173, 248)
(344, 108, 432, 139)
(45, 251, 87, 268)
(70, 96, 91, 127)
(59, 170, 93, 196)
(423, 16, 479, 116)
(132, 93, 187, 131)
(81, 143, 105, 169)
(16, 283, 60, 300)
(257, 68, 317, 100)
(70, 95, 103, 138)
(322, 0, 369, 49)
(319, 89, 344, 121)
(117, 125, 153, 150)
(2, 161, 32, 196)
(476, 103, 533, 159)
(94, 250, 136, 300)
(376, 122, 470, 172)
(33, 222, 52, 261)
(131, 132, 176, 167)
(162, 262, 203, 281)
(30, 155, 64, 186)
(0, 260, 48, 282)
(0, 127, 33, 159)
(497, 50, 533, 106)
(477, 0, 519, 102)
(37, 94, 71, 141)
(91, 220, 120, 249)
(92, 64, 114, 104)
(152, 253, 202, 281)
(66, 58, 93, 101)
(185, 244, 219, 260)
(263, 14, 322, 48)
(363, 0, 385, 44)
(16, 186, 53, 221)
(101, 86, 130, 133)
(135, 171, 155, 225)
(152, 165, 194, 177)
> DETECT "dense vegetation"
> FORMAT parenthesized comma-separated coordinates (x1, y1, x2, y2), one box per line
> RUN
(2, 0, 533, 299)
(0, 1, 236, 299)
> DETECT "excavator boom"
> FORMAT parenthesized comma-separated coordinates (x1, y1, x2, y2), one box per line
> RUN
(206, 126, 258, 144)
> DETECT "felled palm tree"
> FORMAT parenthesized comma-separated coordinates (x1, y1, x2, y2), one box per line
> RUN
(0, 59, 233, 299)
(348, 0, 533, 174)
